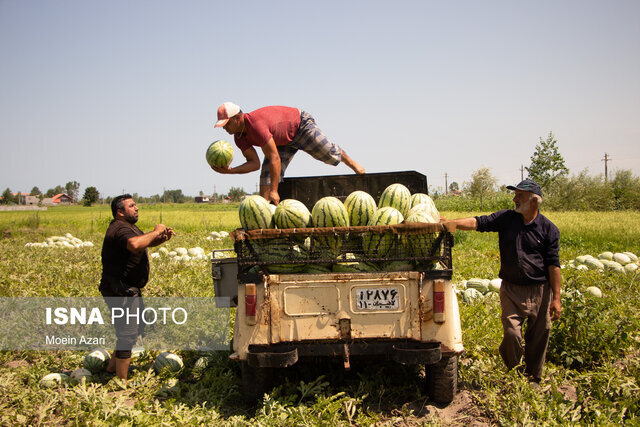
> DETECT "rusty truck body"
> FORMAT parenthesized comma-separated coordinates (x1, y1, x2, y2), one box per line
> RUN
(212, 171, 463, 403)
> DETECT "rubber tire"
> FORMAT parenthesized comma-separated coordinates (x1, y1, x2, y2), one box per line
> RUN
(425, 355, 457, 404)
(240, 361, 273, 404)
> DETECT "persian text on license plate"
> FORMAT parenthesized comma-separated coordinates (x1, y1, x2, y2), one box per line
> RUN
(355, 287, 399, 310)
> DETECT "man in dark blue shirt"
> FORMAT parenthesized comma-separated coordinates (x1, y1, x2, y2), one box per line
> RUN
(451, 180, 561, 383)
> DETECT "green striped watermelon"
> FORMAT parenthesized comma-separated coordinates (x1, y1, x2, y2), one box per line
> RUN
(274, 199, 311, 229)
(381, 260, 415, 272)
(311, 197, 349, 259)
(344, 191, 376, 226)
(257, 238, 307, 274)
(378, 184, 411, 217)
(409, 194, 440, 221)
(410, 193, 430, 207)
(311, 197, 349, 227)
(40, 373, 70, 388)
(239, 195, 274, 230)
(83, 348, 110, 373)
(405, 209, 437, 258)
(333, 253, 378, 273)
(206, 140, 234, 168)
(154, 352, 184, 373)
(406, 205, 437, 223)
(362, 207, 404, 258)
(305, 264, 333, 274)
(333, 260, 379, 273)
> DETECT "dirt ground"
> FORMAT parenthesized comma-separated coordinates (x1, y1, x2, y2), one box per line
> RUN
(379, 390, 492, 426)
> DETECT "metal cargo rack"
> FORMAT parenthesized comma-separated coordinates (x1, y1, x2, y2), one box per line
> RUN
(230, 222, 455, 281)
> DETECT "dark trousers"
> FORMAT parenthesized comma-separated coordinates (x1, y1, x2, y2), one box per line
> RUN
(499, 280, 551, 381)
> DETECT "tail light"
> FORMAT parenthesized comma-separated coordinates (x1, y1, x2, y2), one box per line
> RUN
(245, 283, 257, 325)
(433, 279, 445, 323)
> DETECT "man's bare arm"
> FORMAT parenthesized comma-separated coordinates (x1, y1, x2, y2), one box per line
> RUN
(548, 265, 562, 321)
(260, 138, 281, 205)
(127, 224, 175, 253)
(213, 147, 261, 174)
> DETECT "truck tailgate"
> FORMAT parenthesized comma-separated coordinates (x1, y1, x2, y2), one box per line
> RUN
(268, 271, 422, 342)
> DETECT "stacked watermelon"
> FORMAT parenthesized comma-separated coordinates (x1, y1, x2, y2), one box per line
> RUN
(344, 191, 376, 226)
(378, 183, 412, 217)
(311, 197, 350, 259)
(362, 206, 405, 258)
(258, 238, 308, 274)
(333, 253, 378, 273)
(239, 195, 274, 230)
(236, 183, 441, 273)
(274, 199, 311, 229)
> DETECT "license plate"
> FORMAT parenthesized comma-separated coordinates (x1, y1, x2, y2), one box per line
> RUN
(355, 287, 400, 310)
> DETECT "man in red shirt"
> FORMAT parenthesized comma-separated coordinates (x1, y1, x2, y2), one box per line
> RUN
(212, 102, 365, 204)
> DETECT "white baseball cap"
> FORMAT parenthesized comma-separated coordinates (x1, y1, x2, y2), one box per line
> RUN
(214, 102, 241, 127)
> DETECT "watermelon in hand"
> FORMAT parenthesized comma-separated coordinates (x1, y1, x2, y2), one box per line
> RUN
(206, 140, 234, 168)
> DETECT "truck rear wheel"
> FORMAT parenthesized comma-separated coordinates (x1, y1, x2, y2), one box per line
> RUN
(240, 361, 273, 404)
(425, 355, 457, 404)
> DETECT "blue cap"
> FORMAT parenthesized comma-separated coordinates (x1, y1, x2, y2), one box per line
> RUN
(506, 179, 542, 197)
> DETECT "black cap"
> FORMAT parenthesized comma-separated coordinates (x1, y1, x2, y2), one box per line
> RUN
(506, 179, 542, 197)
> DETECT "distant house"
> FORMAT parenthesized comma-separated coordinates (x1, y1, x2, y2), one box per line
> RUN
(195, 196, 210, 203)
(24, 195, 40, 205)
(42, 193, 74, 206)
(0, 192, 32, 204)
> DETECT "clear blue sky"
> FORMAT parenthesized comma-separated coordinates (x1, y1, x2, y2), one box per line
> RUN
(1, 0, 639, 198)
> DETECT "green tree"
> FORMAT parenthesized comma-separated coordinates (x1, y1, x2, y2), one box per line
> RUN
(546, 170, 613, 211)
(65, 181, 80, 201)
(449, 182, 459, 192)
(464, 167, 497, 210)
(30, 186, 41, 195)
(228, 187, 247, 202)
(45, 185, 65, 197)
(82, 186, 100, 206)
(163, 189, 185, 203)
(525, 131, 569, 191)
(611, 169, 640, 210)
(1, 188, 15, 204)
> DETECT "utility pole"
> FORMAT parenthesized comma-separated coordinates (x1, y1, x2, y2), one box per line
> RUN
(520, 165, 524, 181)
(602, 153, 610, 183)
(444, 173, 448, 195)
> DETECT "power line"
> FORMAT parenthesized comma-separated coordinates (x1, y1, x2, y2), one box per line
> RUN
(602, 153, 610, 182)
(444, 173, 448, 194)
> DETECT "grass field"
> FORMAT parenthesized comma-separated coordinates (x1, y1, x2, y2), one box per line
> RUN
(1, 204, 639, 425)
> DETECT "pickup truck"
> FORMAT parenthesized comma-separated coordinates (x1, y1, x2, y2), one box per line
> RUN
(212, 171, 463, 403)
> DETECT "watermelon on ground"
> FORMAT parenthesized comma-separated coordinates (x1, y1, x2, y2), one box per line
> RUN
(40, 373, 70, 388)
(83, 348, 110, 373)
(154, 352, 184, 373)
(70, 368, 92, 385)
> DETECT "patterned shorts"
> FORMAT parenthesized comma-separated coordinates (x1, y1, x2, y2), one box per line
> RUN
(260, 111, 342, 186)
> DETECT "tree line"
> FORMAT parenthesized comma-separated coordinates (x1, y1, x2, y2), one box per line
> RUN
(1, 184, 250, 207)
(435, 132, 640, 211)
